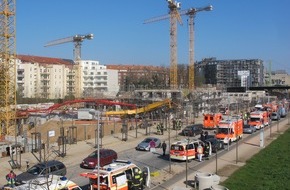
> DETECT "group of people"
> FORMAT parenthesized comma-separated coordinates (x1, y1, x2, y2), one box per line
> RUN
(149, 139, 167, 156)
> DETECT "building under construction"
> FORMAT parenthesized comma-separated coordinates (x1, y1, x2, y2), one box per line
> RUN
(196, 58, 264, 89)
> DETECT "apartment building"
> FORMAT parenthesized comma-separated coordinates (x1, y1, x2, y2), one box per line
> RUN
(80, 60, 111, 97)
(106, 64, 169, 91)
(196, 58, 264, 89)
(16, 55, 118, 99)
(17, 55, 73, 99)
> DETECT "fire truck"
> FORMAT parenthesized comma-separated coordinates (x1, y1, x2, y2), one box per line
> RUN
(203, 113, 223, 129)
(80, 160, 150, 190)
(215, 118, 243, 145)
(248, 111, 269, 129)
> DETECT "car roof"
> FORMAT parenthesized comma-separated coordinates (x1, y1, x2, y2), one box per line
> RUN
(186, 124, 203, 128)
(36, 160, 64, 167)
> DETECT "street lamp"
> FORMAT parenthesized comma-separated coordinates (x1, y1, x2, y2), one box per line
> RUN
(89, 109, 101, 190)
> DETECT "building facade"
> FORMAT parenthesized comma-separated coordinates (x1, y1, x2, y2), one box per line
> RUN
(17, 55, 73, 99)
(16, 55, 118, 99)
(106, 64, 169, 92)
(196, 58, 264, 89)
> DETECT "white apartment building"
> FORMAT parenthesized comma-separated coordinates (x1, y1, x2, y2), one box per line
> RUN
(16, 55, 119, 99)
(17, 55, 72, 99)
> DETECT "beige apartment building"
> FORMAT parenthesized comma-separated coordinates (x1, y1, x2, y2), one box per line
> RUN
(16, 55, 119, 99)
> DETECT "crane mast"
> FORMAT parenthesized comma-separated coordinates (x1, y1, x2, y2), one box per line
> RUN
(188, 13, 195, 90)
(186, 6, 212, 90)
(45, 34, 93, 98)
(168, 0, 182, 89)
(0, 0, 17, 136)
(144, 0, 182, 90)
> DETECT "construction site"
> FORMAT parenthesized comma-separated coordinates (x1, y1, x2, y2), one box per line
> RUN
(0, 0, 277, 171)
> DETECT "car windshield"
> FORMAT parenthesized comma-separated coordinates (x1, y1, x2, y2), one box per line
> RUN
(88, 152, 99, 158)
(244, 125, 250, 128)
(27, 166, 42, 175)
(143, 138, 152, 143)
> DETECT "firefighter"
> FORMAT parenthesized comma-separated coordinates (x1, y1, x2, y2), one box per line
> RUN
(156, 123, 161, 135)
(160, 123, 164, 135)
(6, 170, 16, 187)
(131, 168, 143, 190)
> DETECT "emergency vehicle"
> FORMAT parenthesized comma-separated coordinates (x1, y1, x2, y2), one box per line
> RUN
(215, 118, 243, 145)
(203, 113, 223, 129)
(13, 175, 82, 190)
(170, 139, 207, 161)
(248, 111, 269, 129)
(80, 160, 150, 190)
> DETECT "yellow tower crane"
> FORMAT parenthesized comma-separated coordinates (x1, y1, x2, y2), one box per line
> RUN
(185, 5, 213, 90)
(144, 0, 182, 89)
(44, 34, 93, 98)
(0, 0, 17, 137)
(145, 4, 212, 90)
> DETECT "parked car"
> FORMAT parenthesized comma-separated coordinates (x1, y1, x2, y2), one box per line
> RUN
(135, 137, 161, 151)
(205, 137, 224, 153)
(181, 124, 203, 137)
(243, 124, 257, 134)
(16, 160, 66, 185)
(80, 148, 117, 169)
(270, 112, 280, 121)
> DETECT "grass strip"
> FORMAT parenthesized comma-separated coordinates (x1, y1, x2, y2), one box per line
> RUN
(221, 128, 290, 190)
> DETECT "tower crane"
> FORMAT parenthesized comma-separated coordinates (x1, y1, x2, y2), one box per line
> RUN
(185, 5, 213, 90)
(144, 3, 212, 90)
(0, 0, 17, 136)
(144, 0, 182, 89)
(44, 34, 93, 98)
(44, 33, 93, 61)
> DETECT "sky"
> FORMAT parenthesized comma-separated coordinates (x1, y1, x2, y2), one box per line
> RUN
(16, 0, 290, 73)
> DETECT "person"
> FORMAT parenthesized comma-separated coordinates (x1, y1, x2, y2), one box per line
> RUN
(161, 141, 167, 156)
(6, 170, 16, 187)
(204, 142, 211, 158)
(200, 131, 205, 142)
(197, 143, 203, 162)
(204, 131, 209, 140)
(149, 139, 156, 153)
(131, 167, 143, 190)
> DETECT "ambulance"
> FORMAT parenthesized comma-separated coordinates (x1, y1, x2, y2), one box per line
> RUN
(170, 139, 206, 161)
(80, 160, 150, 190)
(203, 113, 223, 129)
(248, 110, 269, 129)
(13, 175, 82, 190)
(215, 118, 243, 145)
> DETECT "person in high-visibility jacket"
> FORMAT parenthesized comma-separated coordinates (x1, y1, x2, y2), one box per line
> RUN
(6, 170, 16, 187)
(131, 168, 143, 190)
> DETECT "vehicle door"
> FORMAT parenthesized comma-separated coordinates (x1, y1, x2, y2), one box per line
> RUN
(186, 143, 195, 159)
(143, 166, 151, 188)
(111, 172, 128, 190)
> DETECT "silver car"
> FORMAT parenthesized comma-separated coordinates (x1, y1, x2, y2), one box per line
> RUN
(270, 112, 280, 121)
(135, 137, 161, 151)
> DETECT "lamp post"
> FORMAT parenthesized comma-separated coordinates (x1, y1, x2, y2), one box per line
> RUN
(89, 109, 101, 190)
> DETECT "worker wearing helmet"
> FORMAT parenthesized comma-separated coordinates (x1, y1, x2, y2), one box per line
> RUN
(131, 167, 143, 190)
